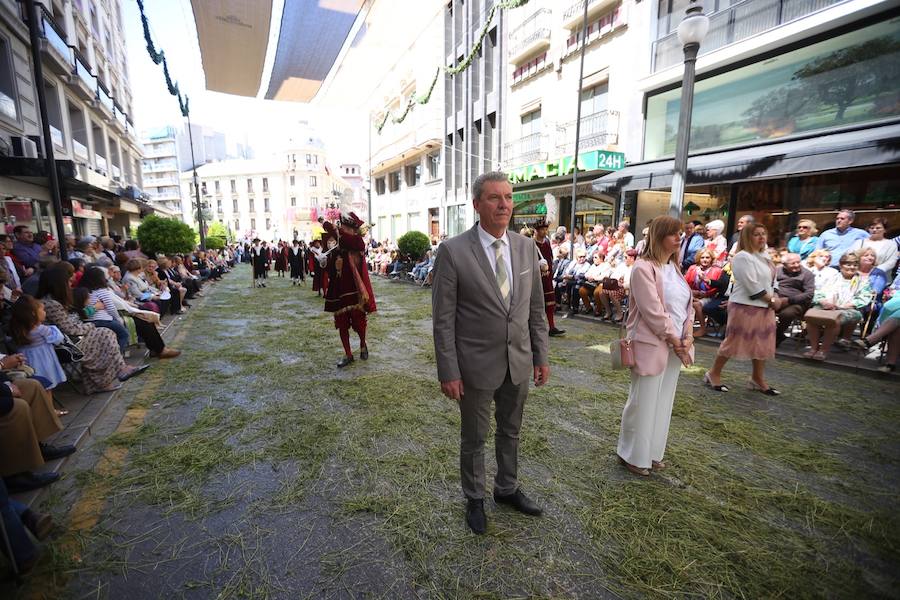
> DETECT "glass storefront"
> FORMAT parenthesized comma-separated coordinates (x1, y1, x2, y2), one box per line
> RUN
(511, 190, 615, 233)
(630, 166, 900, 248)
(1, 198, 54, 236)
(645, 17, 900, 160)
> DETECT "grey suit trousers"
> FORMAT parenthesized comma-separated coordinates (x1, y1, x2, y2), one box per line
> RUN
(459, 370, 528, 499)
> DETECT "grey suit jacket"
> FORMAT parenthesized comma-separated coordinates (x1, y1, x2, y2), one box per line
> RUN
(432, 223, 549, 390)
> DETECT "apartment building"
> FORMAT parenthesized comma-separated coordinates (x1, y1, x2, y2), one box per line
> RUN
(504, 0, 640, 233)
(593, 0, 900, 245)
(141, 126, 182, 216)
(0, 0, 147, 238)
(360, 0, 445, 243)
(443, 0, 507, 237)
(180, 136, 350, 242)
(338, 163, 369, 220)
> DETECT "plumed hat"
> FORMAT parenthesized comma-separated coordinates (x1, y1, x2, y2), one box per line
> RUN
(339, 211, 365, 230)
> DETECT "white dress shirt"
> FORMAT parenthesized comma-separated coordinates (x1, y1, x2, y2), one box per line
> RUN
(478, 224, 513, 297)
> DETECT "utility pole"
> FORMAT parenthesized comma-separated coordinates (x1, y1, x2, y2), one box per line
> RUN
(24, 0, 66, 249)
(186, 115, 206, 250)
(568, 0, 589, 260)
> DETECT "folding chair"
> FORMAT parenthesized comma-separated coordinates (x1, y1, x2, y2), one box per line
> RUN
(0, 513, 21, 584)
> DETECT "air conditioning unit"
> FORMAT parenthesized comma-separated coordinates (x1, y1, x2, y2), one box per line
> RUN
(11, 136, 39, 158)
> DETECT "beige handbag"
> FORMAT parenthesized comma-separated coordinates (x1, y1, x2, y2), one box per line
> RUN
(804, 308, 841, 326)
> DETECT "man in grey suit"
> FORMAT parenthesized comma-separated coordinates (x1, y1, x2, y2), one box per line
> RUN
(432, 171, 551, 534)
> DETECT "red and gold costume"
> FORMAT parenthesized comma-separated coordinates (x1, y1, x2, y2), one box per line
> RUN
(532, 220, 562, 335)
(322, 212, 376, 367)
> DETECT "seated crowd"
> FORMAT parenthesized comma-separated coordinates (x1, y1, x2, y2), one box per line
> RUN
(549, 211, 899, 373)
(368, 235, 445, 287)
(0, 228, 236, 573)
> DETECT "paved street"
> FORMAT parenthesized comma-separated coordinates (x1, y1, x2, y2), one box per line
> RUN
(15, 265, 899, 599)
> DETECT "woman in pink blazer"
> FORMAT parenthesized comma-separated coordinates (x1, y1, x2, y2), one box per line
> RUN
(617, 216, 695, 476)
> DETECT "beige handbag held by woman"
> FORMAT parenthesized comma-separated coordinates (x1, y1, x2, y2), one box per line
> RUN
(804, 308, 841, 326)
(609, 311, 637, 370)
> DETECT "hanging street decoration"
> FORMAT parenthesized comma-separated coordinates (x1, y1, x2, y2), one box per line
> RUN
(136, 0, 190, 117)
(375, 0, 530, 134)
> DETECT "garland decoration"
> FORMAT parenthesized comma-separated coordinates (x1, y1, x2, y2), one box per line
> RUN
(136, 0, 190, 117)
(375, 0, 530, 134)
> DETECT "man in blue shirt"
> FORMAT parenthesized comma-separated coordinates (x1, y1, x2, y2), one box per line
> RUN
(679, 220, 705, 270)
(816, 210, 869, 267)
(12, 226, 54, 272)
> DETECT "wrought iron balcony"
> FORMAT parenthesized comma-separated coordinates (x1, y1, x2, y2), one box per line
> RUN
(509, 8, 552, 64)
(556, 110, 620, 155)
(652, 0, 846, 72)
(503, 132, 548, 168)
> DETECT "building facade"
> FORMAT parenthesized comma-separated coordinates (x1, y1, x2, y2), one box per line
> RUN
(141, 126, 182, 216)
(503, 0, 645, 233)
(443, 0, 507, 237)
(593, 0, 900, 245)
(0, 0, 147, 239)
(363, 0, 445, 244)
(180, 142, 351, 243)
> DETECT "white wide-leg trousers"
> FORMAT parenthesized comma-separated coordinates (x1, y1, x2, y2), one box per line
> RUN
(617, 351, 682, 469)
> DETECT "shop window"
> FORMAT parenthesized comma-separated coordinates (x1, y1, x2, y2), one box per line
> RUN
(644, 19, 900, 160)
(0, 35, 18, 122)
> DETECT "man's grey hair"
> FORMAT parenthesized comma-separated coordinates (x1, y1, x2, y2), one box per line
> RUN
(838, 209, 855, 221)
(472, 171, 510, 202)
(738, 214, 754, 223)
(784, 252, 801, 262)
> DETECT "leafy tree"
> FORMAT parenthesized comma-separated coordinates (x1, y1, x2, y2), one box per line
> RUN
(136, 215, 196, 256)
(397, 231, 431, 260)
(205, 221, 229, 250)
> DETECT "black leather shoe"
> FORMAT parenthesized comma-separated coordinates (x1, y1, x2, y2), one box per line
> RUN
(40, 442, 76, 461)
(466, 498, 487, 534)
(360, 347, 369, 360)
(337, 356, 354, 368)
(494, 488, 543, 516)
(3, 471, 60, 493)
(549, 327, 566, 336)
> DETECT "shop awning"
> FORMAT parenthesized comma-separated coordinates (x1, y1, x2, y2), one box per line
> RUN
(592, 123, 900, 194)
(190, 0, 366, 102)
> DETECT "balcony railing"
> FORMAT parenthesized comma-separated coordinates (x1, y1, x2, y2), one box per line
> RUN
(39, 6, 72, 65)
(562, 0, 616, 27)
(96, 82, 114, 113)
(95, 154, 108, 172)
(72, 138, 88, 160)
(509, 8, 552, 63)
(503, 132, 547, 168)
(73, 49, 95, 90)
(652, 0, 846, 72)
(114, 103, 127, 128)
(556, 110, 620, 154)
(111, 164, 121, 180)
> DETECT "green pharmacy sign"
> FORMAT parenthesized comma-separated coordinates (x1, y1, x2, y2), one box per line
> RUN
(508, 150, 626, 184)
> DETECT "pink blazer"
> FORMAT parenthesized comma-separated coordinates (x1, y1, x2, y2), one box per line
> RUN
(625, 259, 695, 377)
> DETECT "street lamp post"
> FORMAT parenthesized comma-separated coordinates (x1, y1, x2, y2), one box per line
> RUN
(668, 0, 710, 219)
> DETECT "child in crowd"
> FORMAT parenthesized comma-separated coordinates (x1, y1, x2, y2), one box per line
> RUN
(9, 296, 66, 389)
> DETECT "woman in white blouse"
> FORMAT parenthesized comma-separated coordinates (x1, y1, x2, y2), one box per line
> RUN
(851, 217, 897, 281)
(704, 219, 728, 266)
(705, 223, 783, 395)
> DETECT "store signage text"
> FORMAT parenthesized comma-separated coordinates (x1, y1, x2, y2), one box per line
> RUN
(508, 150, 625, 184)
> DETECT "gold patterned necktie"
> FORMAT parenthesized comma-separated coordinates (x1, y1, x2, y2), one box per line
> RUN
(492, 239, 510, 306)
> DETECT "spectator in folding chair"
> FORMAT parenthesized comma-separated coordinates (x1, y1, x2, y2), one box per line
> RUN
(854, 278, 900, 373)
(774, 253, 815, 346)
